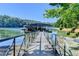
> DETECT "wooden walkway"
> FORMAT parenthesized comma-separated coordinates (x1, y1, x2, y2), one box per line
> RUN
(23, 32, 55, 56)
(0, 32, 59, 56)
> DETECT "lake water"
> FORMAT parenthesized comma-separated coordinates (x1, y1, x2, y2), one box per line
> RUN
(0, 28, 58, 47)
(0, 36, 24, 46)
(0, 28, 24, 46)
(0, 28, 23, 32)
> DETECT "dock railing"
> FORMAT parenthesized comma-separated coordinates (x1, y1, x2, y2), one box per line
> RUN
(0, 34, 24, 56)
(0, 31, 39, 56)
(53, 34, 73, 56)
(0, 31, 74, 56)
(44, 32, 73, 56)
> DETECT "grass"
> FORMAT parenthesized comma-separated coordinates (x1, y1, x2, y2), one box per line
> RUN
(58, 30, 76, 38)
(52, 28, 79, 55)
(54, 29, 79, 55)
(52, 29, 77, 38)
(0, 29, 22, 39)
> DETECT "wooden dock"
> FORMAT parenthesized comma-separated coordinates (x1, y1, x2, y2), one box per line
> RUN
(0, 32, 60, 56)
(23, 32, 54, 56)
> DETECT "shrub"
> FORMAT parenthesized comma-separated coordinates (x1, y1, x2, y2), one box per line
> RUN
(67, 32, 70, 35)
(76, 32, 79, 37)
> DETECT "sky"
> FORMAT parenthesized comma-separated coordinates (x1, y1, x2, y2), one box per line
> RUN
(0, 3, 57, 23)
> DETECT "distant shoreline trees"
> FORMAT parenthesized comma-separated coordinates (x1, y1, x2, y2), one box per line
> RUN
(0, 15, 40, 28)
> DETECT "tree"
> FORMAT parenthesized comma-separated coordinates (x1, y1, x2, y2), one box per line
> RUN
(44, 3, 79, 29)
(0, 15, 41, 27)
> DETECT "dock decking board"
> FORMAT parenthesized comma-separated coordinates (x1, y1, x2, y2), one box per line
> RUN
(23, 32, 55, 56)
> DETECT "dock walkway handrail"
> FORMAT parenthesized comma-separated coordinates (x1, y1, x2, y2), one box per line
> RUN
(0, 31, 38, 56)
(0, 34, 24, 42)
(45, 32, 73, 56)
(56, 36, 73, 56)
(0, 34, 24, 56)
(56, 42, 73, 56)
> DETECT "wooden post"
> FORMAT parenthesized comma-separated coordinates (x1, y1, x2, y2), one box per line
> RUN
(13, 38, 16, 56)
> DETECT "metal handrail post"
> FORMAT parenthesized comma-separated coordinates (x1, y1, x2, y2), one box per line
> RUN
(64, 44, 66, 56)
(54, 34, 57, 55)
(13, 38, 16, 56)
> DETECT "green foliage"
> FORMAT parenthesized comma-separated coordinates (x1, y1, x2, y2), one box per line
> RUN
(67, 32, 70, 35)
(44, 3, 79, 28)
(75, 32, 79, 37)
(0, 15, 40, 28)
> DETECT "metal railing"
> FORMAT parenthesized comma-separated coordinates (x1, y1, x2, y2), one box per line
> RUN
(44, 32, 73, 56)
(0, 31, 73, 56)
(0, 34, 24, 56)
(0, 31, 39, 56)
(53, 34, 73, 56)
(56, 42, 73, 56)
